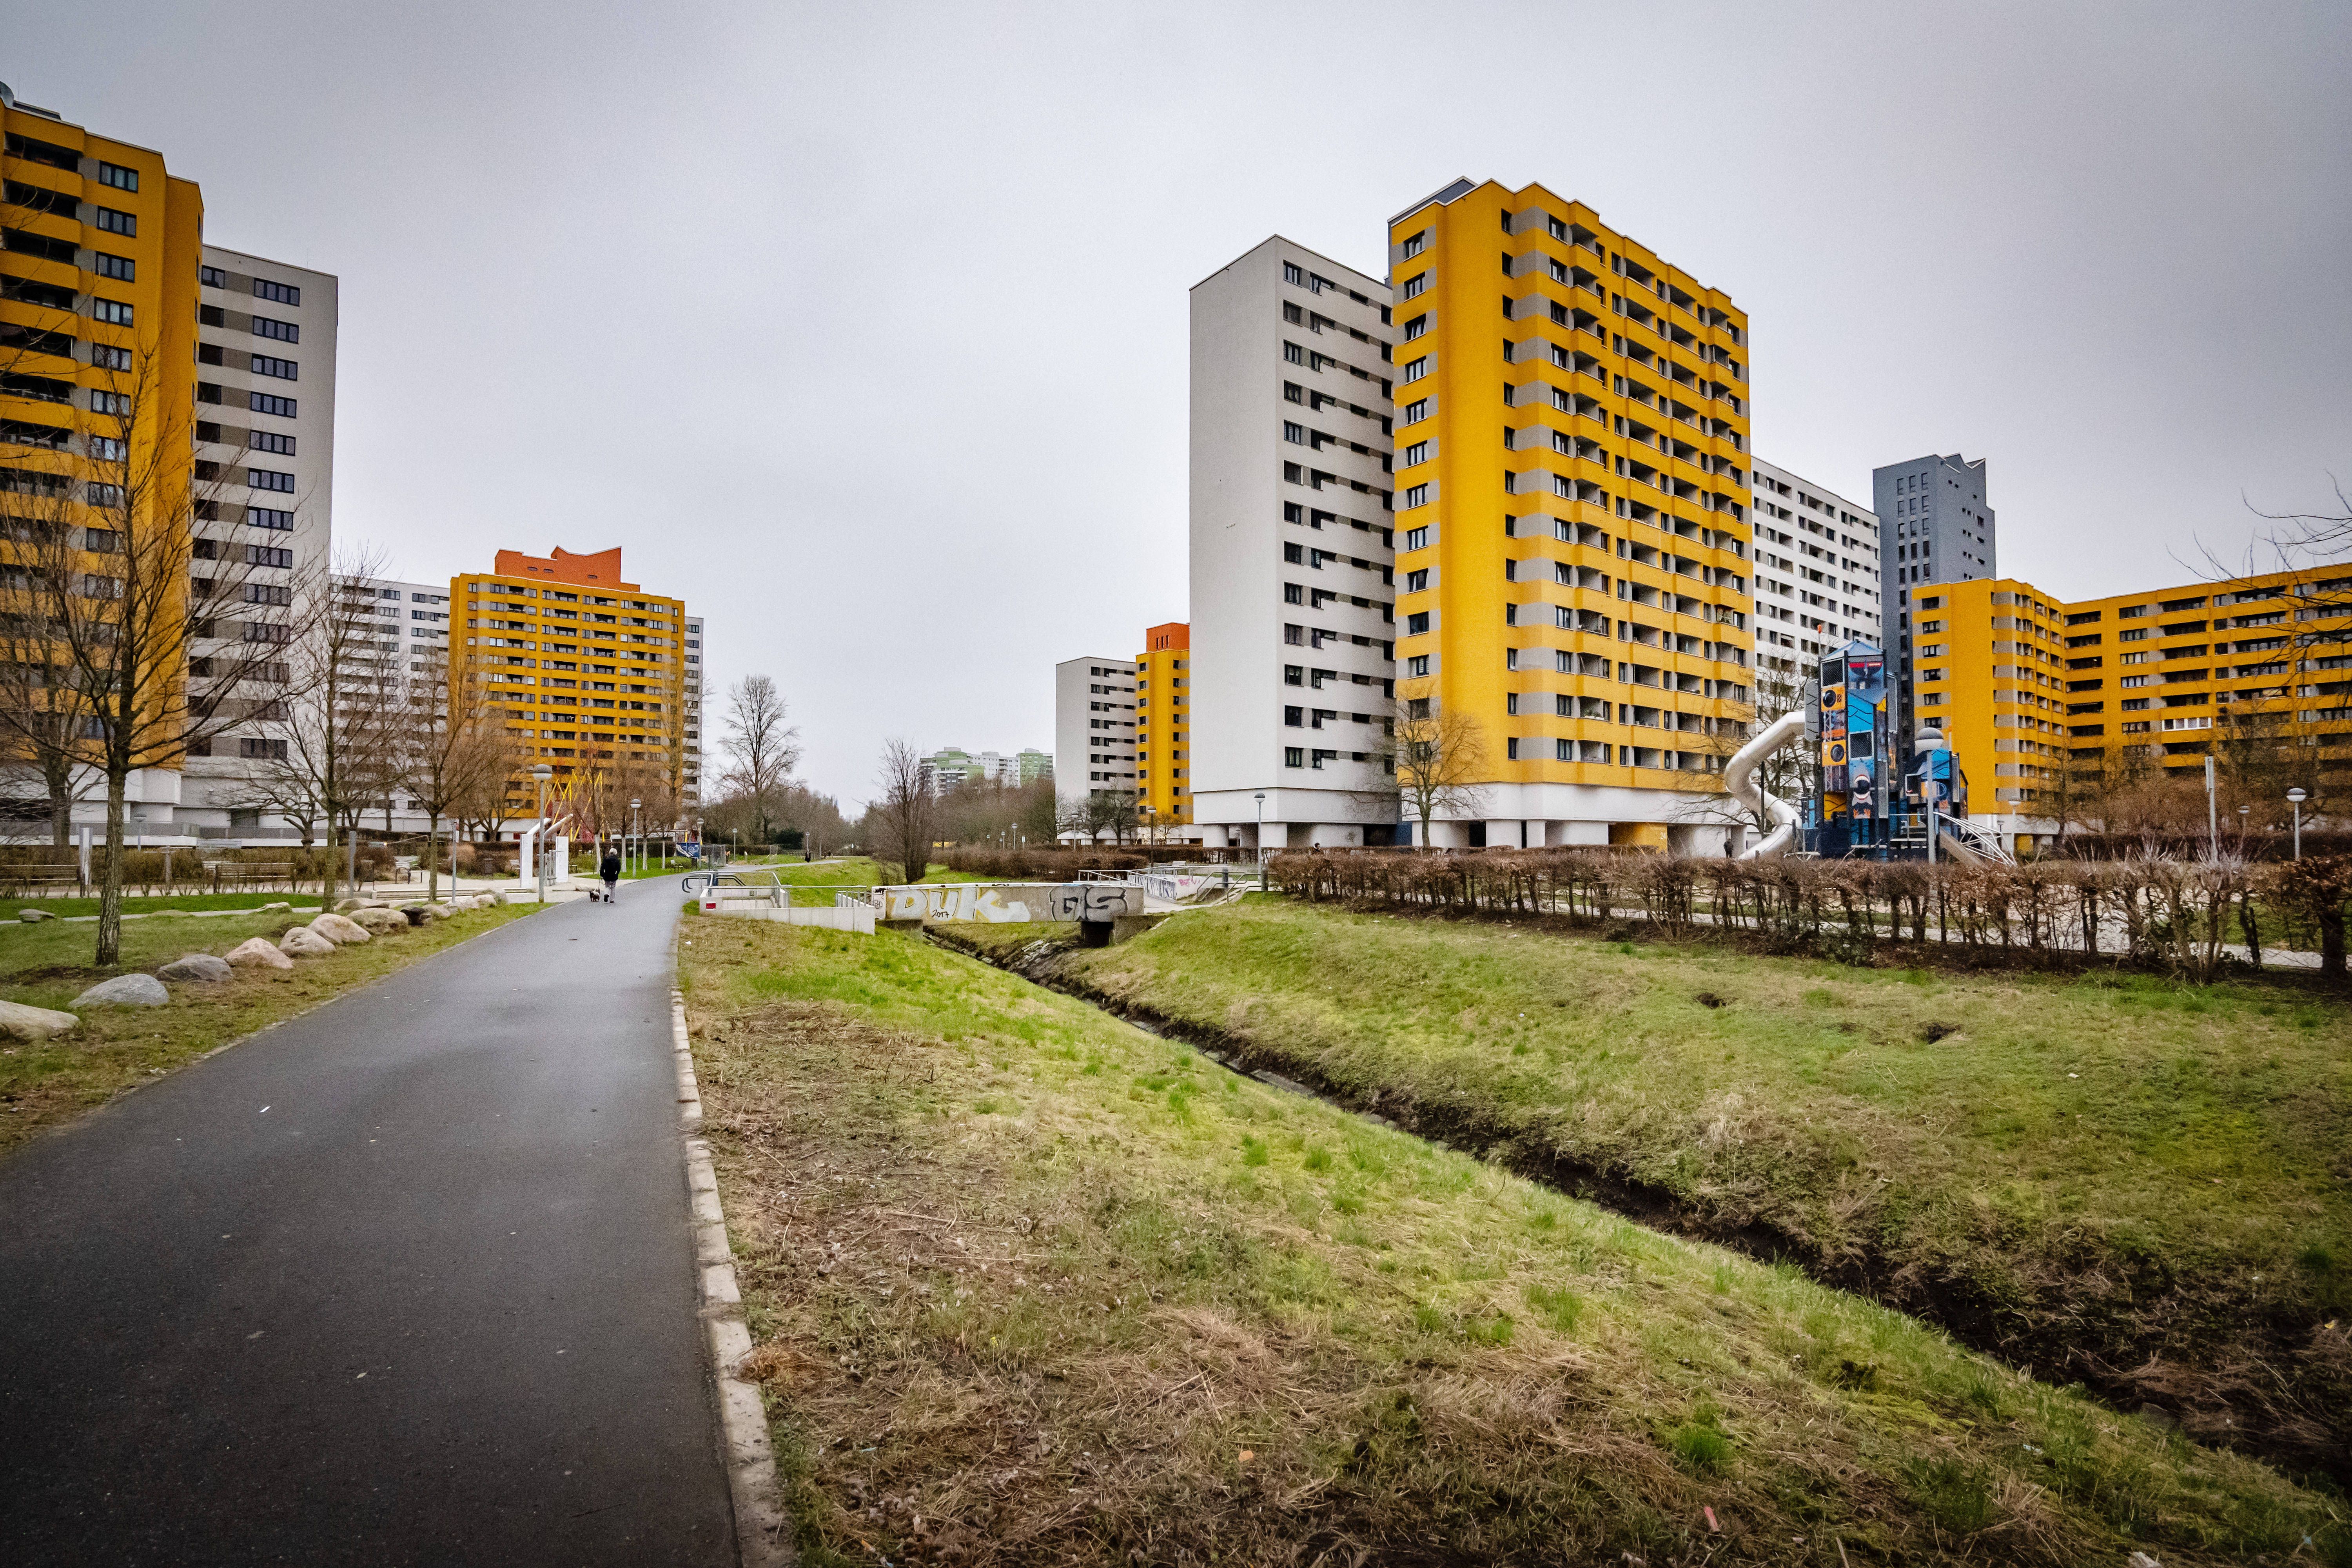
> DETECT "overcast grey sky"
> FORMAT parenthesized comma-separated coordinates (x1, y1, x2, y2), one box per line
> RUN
(9, 1, 2348, 805)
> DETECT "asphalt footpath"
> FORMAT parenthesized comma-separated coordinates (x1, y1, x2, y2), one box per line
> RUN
(0, 878, 737, 1566)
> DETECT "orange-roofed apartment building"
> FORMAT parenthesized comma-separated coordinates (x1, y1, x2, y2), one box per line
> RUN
(1133, 621, 1198, 839)
(452, 547, 701, 836)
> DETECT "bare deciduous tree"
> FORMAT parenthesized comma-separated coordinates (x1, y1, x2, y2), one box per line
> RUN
(0, 325, 313, 962)
(867, 738, 935, 885)
(396, 656, 514, 901)
(239, 548, 394, 904)
(720, 674, 800, 845)
(1386, 679, 1487, 849)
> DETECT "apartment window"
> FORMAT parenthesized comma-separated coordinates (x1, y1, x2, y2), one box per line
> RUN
(250, 392, 297, 418)
(1404, 568, 1428, 593)
(244, 583, 291, 606)
(1406, 654, 1430, 678)
(239, 737, 288, 760)
(1401, 272, 1428, 300)
(1284, 706, 1303, 727)
(250, 355, 298, 381)
(1401, 484, 1429, 509)
(1402, 525, 1430, 552)
(245, 544, 293, 568)
(1283, 261, 1304, 285)
(1284, 341, 1305, 364)
(1283, 421, 1307, 445)
(90, 160, 140, 192)
(248, 468, 296, 493)
(252, 278, 301, 306)
(94, 254, 134, 282)
(249, 507, 294, 531)
(1406, 610, 1430, 636)
(251, 316, 299, 343)
(1284, 624, 1304, 645)
(91, 298, 133, 327)
(1401, 441, 1429, 466)
(85, 435, 125, 463)
(198, 264, 227, 288)
(1284, 583, 1304, 604)
(1285, 747, 1305, 768)
(1283, 665, 1304, 686)
(91, 344, 131, 371)
(1402, 314, 1428, 341)
(1401, 398, 1429, 425)
(88, 206, 136, 238)
(1400, 229, 1428, 259)
(250, 430, 295, 456)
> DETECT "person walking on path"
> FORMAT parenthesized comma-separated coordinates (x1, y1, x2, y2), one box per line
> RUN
(599, 842, 622, 903)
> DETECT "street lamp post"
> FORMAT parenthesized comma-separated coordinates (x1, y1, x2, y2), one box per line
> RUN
(2288, 788, 2307, 860)
(532, 763, 554, 903)
(630, 798, 642, 875)
(1253, 791, 1267, 892)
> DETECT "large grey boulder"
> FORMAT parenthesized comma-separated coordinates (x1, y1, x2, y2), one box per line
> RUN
(0, 999, 78, 1040)
(259, 902, 292, 913)
(225, 936, 295, 970)
(308, 913, 372, 945)
(157, 953, 234, 984)
(17, 907, 56, 923)
(348, 906, 407, 935)
(279, 926, 337, 957)
(71, 973, 170, 1009)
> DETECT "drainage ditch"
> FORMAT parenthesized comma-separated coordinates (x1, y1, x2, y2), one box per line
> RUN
(924, 922, 2350, 1486)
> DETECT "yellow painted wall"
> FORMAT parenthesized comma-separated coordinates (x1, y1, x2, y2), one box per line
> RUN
(1, 100, 202, 769)
(1134, 621, 1191, 826)
(453, 569, 690, 824)
(1907, 578, 2068, 815)
(1912, 564, 2352, 820)
(2059, 565, 2352, 787)
(1388, 181, 1754, 802)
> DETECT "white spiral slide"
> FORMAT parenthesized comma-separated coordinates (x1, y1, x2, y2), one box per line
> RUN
(1724, 708, 1808, 860)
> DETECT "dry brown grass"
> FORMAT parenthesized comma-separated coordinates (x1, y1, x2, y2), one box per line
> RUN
(681, 918, 2347, 1567)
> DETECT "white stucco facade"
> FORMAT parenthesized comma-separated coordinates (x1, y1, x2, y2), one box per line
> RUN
(1188, 236, 1401, 850)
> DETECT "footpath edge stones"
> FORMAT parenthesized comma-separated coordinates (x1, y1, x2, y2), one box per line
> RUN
(674, 983, 792, 1567)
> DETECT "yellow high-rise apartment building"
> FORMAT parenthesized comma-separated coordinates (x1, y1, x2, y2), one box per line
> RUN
(1905, 577, 2070, 836)
(454, 546, 692, 835)
(1906, 564, 2352, 851)
(1388, 180, 1755, 850)
(2, 83, 205, 820)
(1133, 621, 1192, 834)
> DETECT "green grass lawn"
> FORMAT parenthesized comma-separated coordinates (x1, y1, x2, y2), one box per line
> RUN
(0, 902, 536, 1154)
(681, 916, 2346, 1566)
(3, 891, 326, 919)
(946, 899, 2352, 1478)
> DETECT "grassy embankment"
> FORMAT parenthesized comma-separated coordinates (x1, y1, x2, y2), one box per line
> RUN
(0, 901, 534, 1154)
(681, 916, 2348, 1566)
(945, 899, 2352, 1477)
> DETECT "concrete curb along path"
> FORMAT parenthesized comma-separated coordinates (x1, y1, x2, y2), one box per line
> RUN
(673, 983, 792, 1566)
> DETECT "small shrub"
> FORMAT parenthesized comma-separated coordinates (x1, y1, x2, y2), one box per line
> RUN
(1240, 1136, 1270, 1167)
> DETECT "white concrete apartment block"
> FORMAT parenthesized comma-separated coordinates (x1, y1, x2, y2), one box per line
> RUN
(1189, 236, 1400, 850)
(1748, 458, 1882, 685)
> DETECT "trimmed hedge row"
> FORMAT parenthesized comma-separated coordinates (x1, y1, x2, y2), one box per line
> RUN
(1269, 849, 2352, 979)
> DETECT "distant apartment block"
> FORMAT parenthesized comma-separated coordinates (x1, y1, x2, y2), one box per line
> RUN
(1133, 621, 1196, 835)
(1877, 453, 1995, 766)
(920, 747, 1048, 795)
(1189, 237, 1398, 851)
(682, 616, 703, 807)
(1054, 655, 1137, 802)
(1748, 459, 1880, 682)
(453, 546, 692, 833)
